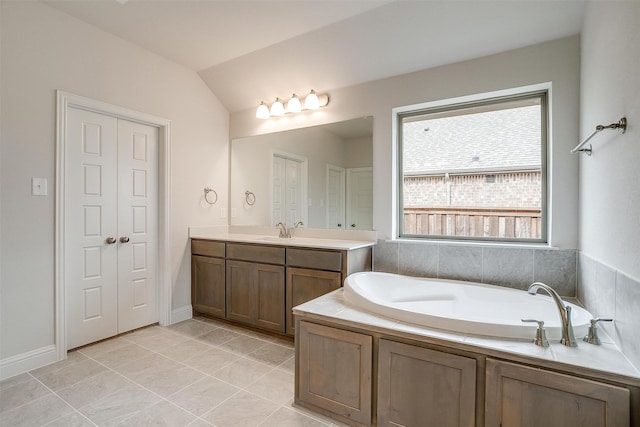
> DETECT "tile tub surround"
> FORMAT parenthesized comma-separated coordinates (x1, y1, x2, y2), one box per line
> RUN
(374, 239, 577, 296)
(578, 252, 640, 373)
(0, 319, 346, 427)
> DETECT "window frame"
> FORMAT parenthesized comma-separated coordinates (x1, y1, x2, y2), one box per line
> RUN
(396, 89, 549, 244)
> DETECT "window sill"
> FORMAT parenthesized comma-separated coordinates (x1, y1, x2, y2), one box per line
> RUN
(391, 237, 558, 250)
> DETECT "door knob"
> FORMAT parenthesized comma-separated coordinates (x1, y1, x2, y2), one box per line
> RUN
(105, 237, 117, 244)
(119, 236, 130, 243)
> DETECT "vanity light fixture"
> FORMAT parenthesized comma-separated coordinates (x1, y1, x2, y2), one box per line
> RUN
(256, 89, 329, 119)
(270, 98, 285, 116)
(286, 94, 302, 113)
(304, 89, 320, 110)
(256, 101, 270, 119)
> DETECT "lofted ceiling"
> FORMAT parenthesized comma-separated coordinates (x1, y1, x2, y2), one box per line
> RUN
(43, 0, 586, 114)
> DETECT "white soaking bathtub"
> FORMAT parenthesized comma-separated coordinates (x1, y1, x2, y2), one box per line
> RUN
(343, 272, 592, 340)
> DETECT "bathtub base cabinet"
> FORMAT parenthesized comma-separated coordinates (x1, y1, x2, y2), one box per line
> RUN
(297, 321, 372, 426)
(485, 359, 630, 427)
(377, 339, 476, 427)
(295, 319, 635, 427)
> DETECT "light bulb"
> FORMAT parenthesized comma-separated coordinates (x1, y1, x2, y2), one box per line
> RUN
(256, 101, 270, 119)
(286, 94, 302, 113)
(304, 90, 320, 110)
(270, 98, 285, 116)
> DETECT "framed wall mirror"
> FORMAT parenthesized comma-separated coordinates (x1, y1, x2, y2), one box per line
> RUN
(230, 117, 373, 230)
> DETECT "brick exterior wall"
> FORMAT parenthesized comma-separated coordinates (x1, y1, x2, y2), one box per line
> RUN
(404, 171, 541, 209)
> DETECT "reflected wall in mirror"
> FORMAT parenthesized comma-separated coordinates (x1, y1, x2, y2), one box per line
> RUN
(230, 117, 373, 230)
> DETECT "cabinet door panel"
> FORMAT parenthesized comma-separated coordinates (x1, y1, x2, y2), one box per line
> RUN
(226, 260, 254, 324)
(378, 339, 476, 427)
(286, 268, 341, 335)
(298, 321, 372, 426)
(191, 255, 225, 318)
(485, 358, 630, 427)
(255, 264, 285, 332)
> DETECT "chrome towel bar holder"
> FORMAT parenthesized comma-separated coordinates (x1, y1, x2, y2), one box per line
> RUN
(571, 117, 627, 156)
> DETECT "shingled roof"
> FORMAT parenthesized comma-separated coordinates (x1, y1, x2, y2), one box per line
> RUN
(403, 105, 541, 175)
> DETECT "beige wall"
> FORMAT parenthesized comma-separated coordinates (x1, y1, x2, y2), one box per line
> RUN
(578, 1, 640, 370)
(230, 36, 581, 248)
(0, 2, 229, 361)
(579, 2, 640, 279)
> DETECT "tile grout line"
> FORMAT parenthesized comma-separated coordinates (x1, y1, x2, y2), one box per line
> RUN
(11, 320, 296, 426)
(77, 344, 222, 426)
(27, 372, 99, 427)
(106, 325, 294, 423)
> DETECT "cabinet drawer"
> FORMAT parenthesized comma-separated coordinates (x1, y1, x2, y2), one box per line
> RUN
(191, 240, 225, 258)
(286, 248, 342, 271)
(227, 243, 285, 264)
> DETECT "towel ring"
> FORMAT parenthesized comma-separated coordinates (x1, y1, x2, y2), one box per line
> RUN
(204, 187, 218, 205)
(245, 191, 256, 206)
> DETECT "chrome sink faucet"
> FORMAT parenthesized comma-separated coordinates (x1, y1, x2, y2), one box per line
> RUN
(528, 282, 577, 347)
(276, 222, 291, 238)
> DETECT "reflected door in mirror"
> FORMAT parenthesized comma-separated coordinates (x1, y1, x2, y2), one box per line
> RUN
(273, 153, 307, 226)
(326, 164, 345, 229)
(347, 167, 373, 230)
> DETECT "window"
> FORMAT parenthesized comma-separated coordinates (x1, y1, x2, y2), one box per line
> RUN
(398, 91, 547, 242)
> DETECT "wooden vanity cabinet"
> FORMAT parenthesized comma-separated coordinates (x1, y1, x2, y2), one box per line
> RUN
(192, 239, 372, 335)
(286, 248, 344, 335)
(226, 244, 286, 333)
(191, 241, 226, 318)
(485, 359, 630, 427)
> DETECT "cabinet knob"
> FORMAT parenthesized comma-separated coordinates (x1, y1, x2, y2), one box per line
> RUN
(120, 236, 130, 243)
(105, 237, 117, 244)
(351, 224, 356, 228)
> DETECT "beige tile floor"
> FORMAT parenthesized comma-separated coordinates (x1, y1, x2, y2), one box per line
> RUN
(0, 317, 347, 427)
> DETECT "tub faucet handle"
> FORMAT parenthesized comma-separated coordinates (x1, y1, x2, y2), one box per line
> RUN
(521, 318, 550, 348)
(583, 318, 613, 345)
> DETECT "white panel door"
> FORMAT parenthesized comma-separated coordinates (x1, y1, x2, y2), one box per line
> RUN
(66, 108, 158, 349)
(117, 119, 158, 333)
(326, 165, 345, 229)
(66, 108, 119, 349)
(347, 167, 373, 230)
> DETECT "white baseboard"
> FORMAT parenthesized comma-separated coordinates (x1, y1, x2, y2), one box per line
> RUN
(170, 305, 193, 325)
(0, 345, 58, 381)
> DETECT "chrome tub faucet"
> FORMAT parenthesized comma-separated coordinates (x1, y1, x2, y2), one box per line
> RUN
(528, 282, 577, 347)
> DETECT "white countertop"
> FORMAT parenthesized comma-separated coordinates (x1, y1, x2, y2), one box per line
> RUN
(189, 226, 376, 251)
(294, 289, 640, 384)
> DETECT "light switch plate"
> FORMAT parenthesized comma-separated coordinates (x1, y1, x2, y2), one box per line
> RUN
(32, 178, 48, 196)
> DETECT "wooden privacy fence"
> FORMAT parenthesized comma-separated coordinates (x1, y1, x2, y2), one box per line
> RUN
(403, 207, 542, 239)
